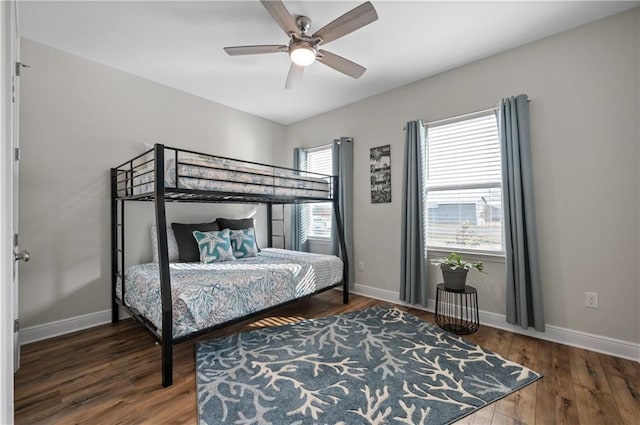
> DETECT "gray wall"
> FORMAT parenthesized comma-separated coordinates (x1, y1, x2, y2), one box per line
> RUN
(18, 10, 640, 345)
(285, 10, 640, 343)
(19, 39, 286, 328)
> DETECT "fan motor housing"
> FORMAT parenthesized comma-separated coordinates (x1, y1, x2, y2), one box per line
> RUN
(289, 40, 316, 55)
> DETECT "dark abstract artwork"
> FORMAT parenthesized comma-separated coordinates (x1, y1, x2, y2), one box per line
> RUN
(370, 145, 391, 203)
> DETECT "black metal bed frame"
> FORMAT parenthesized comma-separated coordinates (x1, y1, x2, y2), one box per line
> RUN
(110, 144, 349, 387)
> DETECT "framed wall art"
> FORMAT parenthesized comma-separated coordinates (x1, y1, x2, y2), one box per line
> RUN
(370, 145, 391, 203)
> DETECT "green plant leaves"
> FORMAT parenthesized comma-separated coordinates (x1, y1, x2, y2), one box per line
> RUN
(429, 252, 484, 273)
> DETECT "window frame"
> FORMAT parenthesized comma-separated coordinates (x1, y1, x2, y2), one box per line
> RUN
(423, 110, 505, 256)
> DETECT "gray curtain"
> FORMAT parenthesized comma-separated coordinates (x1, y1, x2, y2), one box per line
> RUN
(291, 148, 308, 252)
(499, 94, 545, 331)
(330, 138, 354, 284)
(400, 121, 428, 306)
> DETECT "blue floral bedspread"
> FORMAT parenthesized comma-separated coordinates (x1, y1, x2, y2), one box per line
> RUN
(132, 150, 330, 198)
(116, 249, 343, 338)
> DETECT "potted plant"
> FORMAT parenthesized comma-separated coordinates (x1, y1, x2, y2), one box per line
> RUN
(430, 252, 484, 291)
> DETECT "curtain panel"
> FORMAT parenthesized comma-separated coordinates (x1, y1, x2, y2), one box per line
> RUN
(499, 94, 545, 331)
(290, 147, 308, 252)
(400, 121, 428, 306)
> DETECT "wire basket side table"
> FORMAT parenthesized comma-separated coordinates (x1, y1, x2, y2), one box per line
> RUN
(435, 283, 480, 335)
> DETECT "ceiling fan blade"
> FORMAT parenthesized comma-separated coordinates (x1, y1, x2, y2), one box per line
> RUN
(312, 1, 378, 45)
(285, 63, 304, 89)
(224, 45, 287, 56)
(260, 0, 299, 37)
(317, 50, 366, 79)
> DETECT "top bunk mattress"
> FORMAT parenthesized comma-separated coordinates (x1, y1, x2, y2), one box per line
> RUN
(128, 149, 331, 199)
(116, 248, 343, 338)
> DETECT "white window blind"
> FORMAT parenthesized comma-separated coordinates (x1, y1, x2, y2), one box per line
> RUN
(307, 148, 333, 176)
(423, 113, 504, 253)
(306, 147, 333, 239)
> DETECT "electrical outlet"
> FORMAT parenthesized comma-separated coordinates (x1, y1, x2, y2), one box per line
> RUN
(358, 261, 365, 272)
(584, 292, 598, 309)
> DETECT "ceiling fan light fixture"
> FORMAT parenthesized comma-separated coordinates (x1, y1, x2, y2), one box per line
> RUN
(223, 1, 378, 88)
(289, 42, 316, 66)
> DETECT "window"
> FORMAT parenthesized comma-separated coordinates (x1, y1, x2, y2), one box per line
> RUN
(305, 146, 333, 239)
(423, 112, 504, 254)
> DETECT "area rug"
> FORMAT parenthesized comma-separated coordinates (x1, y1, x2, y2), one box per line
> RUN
(195, 305, 541, 425)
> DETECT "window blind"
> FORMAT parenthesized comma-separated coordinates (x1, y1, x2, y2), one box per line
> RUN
(307, 148, 333, 176)
(306, 146, 333, 239)
(424, 113, 504, 253)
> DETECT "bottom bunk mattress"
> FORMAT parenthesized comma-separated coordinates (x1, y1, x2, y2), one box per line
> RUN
(116, 248, 343, 338)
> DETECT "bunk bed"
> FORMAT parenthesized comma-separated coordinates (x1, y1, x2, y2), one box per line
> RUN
(111, 144, 349, 387)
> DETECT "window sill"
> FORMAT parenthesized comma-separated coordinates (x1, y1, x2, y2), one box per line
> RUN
(427, 248, 505, 263)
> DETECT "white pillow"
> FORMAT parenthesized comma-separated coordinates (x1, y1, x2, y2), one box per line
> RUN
(150, 226, 180, 263)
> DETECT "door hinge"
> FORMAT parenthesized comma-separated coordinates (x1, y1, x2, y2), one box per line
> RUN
(14, 319, 19, 333)
(15, 62, 30, 77)
(14, 148, 20, 161)
(14, 233, 18, 247)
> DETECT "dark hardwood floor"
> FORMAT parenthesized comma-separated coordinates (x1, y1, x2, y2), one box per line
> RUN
(14, 292, 640, 424)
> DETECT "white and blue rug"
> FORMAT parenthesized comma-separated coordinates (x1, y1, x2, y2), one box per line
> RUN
(196, 305, 541, 425)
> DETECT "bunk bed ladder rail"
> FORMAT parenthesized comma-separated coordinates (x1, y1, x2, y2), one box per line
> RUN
(110, 169, 120, 323)
(110, 166, 128, 324)
(332, 176, 349, 304)
(267, 204, 286, 249)
(153, 144, 174, 387)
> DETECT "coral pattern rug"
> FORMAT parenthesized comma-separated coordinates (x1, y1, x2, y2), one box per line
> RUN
(196, 305, 541, 424)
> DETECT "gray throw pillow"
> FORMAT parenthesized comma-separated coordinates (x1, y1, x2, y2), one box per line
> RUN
(216, 218, 260, 251)
(171, 221, 220, 262)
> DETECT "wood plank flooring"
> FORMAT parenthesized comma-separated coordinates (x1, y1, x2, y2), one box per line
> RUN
(14, 292, 640, 424)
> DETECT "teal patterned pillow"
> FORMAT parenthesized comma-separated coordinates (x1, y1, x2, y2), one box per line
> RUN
(229, 227, 259, 259)
(192, 229, 235, 263)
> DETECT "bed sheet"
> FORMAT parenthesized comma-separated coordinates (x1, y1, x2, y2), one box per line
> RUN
(116, 248, 343, 338)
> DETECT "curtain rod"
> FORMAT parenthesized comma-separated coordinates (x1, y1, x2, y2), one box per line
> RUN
(304, 142, 333, 152)
(423, 106, 498, 127)
(403, 97, 531, 130)
(304, 137, 352, 152)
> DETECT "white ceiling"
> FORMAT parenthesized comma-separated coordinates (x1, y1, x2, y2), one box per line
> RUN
(19, 1, 638, 125)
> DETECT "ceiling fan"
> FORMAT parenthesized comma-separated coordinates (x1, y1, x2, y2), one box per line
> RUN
(224, 0, 378, 89)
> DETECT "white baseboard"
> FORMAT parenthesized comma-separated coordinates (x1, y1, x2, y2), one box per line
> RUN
(351, 282, 640, 362)
(19, 309, 129, 346)
(19, 285, 640, 363)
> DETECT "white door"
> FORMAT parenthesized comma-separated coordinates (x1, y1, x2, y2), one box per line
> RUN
(12, 6, 25, 373)
(6, 0, 25, 369)
(1, 1, 20, 421)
